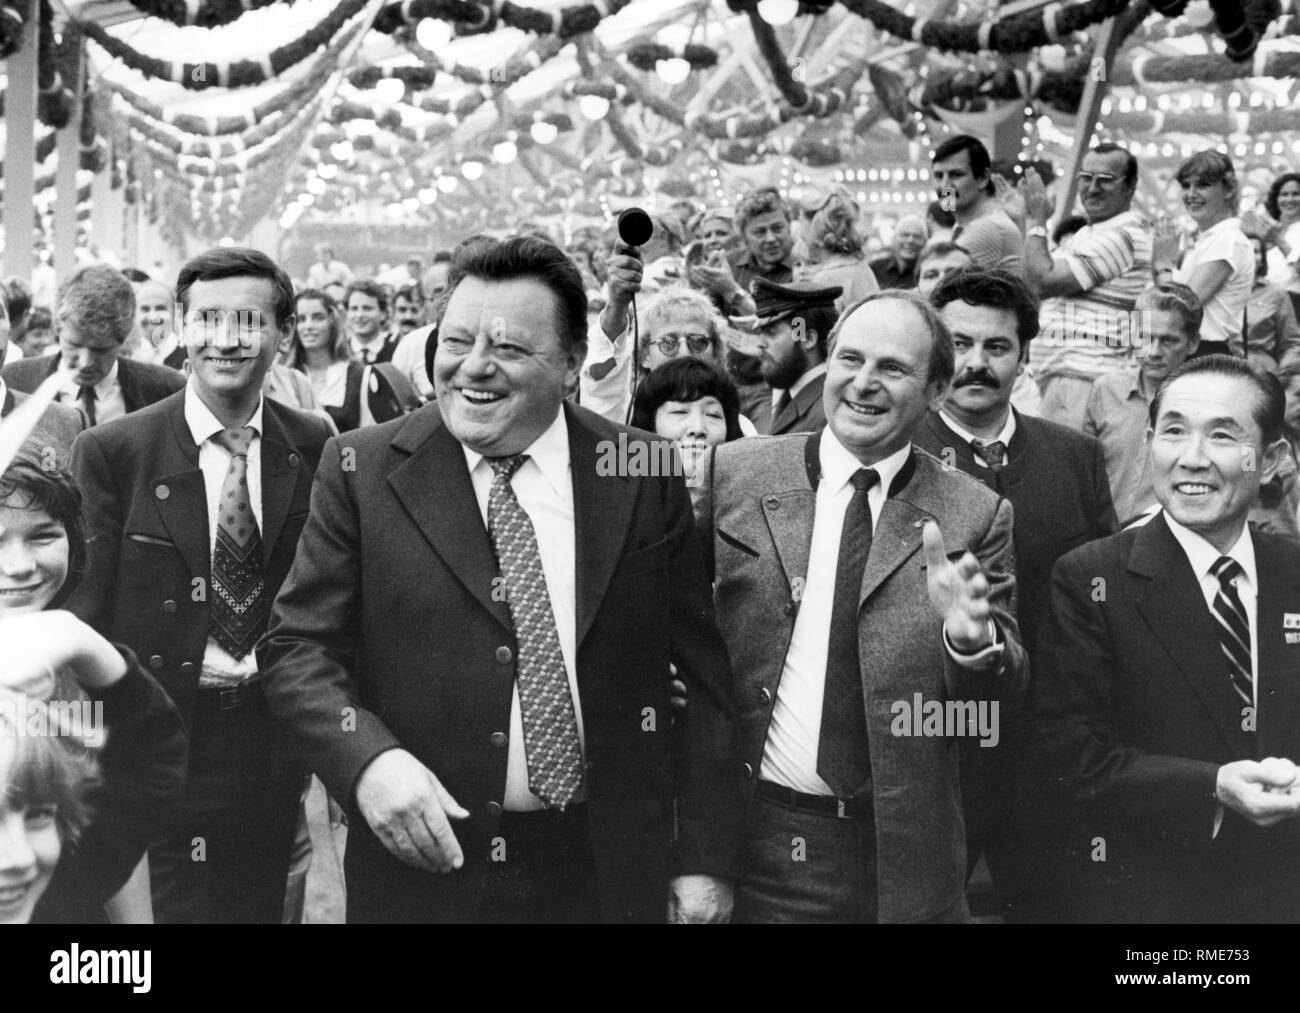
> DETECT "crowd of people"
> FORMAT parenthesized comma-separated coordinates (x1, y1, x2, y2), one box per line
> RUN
(4, 132, 1300, 925)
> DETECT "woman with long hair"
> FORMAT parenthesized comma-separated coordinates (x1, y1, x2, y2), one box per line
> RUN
(285, 288, 367, 432)
(794, 193, 879, 310)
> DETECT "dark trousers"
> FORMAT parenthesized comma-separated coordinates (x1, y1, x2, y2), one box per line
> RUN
(475, 806, 601, 924)
(733, 789, 879, 924)
(150, 691, 302, 924)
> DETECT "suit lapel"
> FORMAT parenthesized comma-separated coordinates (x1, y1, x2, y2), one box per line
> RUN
(154, 397, 210, 585)
(257, 404, 300, 560)
(387, 411, 512, 632)
(568, 405, 639, 648)
(770, 374, 823, 435)
(117, 359, 141, 414)
(1131, 514, 1249, 755)
(1254, 531, 1300, 754)
(860, 451, 928, 604)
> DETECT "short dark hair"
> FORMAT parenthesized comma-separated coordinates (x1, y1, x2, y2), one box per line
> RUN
(929, 266, 1040, 352)
(177, 247, 295, 331)
(630, 357, 743, 442)
(1135, 282, 1203, 339)
(344, 278, 389, 315)
(394, 284, 423, 305)
(1091, 142, 1139, 188)
(0, 455, 86, 609)
(932, 135, 993, 194)
(783, 304, 841, 359)
(1149, 354, 1285, 445)
(3, 276, 32, 326)
(736, 186, 792, 237)
(56, 265, 136, 346)
(448, 234, 588, 353)
(1266, 172, 1300, 221)
(828, 290, 955, 391)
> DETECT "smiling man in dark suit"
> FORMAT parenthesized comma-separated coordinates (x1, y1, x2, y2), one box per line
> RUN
(2, 265, 184, 425)
(68, 247, 333, 923)
(1036, 355, 1300, 922)
(259, 236, 742, 924)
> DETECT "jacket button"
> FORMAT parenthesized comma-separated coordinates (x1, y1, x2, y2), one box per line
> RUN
(763, 496, 779, 510)
(486, 801, 502, 817)
(149, 654, 164, 669)
(155, 484, 170, 500)
(489, 731, 507, 748)
(495, 646, 512, 664)
(288, 453, 300, 468)
(759, 686, 772, 705)
(179, 662, 195, 675)
(162, 599, 177, 613)
(742, 762, 754, 779)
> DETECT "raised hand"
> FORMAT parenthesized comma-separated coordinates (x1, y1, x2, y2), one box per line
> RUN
(1017, 169, 1053, 226)
(921, 520, 994, 653)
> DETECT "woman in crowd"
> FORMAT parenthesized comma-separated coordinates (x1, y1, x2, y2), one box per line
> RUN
(792, 193, 878, 310)
(284, 288, 367, 432)
(630, 356, 745, 518)
(0, 454, 185, 923)
(1155, 150, 1254, 358)
(1254, 171, 1300, 317)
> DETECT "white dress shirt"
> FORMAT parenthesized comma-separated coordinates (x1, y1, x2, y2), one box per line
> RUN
(59, 359, 126, 425)
(462, 409, 587, 811)
(184, 381, 264, 687)
(938, 408, 1018, 468)
(760, 430, 913, 795)
(1163, 512, 1258, 705)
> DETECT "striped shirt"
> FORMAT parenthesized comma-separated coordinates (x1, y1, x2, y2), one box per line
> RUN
(1033, 210, 1153, 383)
(953, 205, 1023, 273)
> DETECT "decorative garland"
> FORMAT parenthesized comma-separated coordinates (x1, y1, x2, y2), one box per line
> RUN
(0, 0, 26, 58)
(624, 43, 719, 73)
(79, 0, 369, 89)
(119, 0, 284, 28)
(348, 65, 438, 91)
(1146, 0, 1280, 59)
(1114, 45, 1300, 84)
(371, 0, 633, 40)
(405, 31, 565, 86)
(102, 19, 361, 135)
(37, 0, 75, 129)
(1103, 106, 1300, 135)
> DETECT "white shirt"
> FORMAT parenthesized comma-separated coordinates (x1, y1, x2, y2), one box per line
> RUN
(462, 409, 587, 811)
(351, 333, 386, 364)
(390, 325, 435, 399)
(771, 362, 828, 409)
(184, 381, 264, 687)
(1163, 512, 1258, 705)
(307, 361, 350, 409)
(1174, 217, 1255, 347)
(3, 342, 21, 367)
(58, 359, 125, 425)
(939, 408, 1018, 468)
(760, 431, 913, 795)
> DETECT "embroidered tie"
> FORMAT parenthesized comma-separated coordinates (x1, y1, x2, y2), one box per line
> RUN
(1210, 556, 1253, 709)
(971, 438, 1008, 471)
(78, 385, 98, 427)
(486, 454, 583, 810)
(208, 426, 267, 660)
(818, 467, 878, 797)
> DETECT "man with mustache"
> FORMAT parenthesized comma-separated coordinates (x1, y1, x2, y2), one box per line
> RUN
(1019, 144, 1153, 432)
(749, 279, 843, 436)
(68, 247, 334, 922)
(912, 266, 1116, 922)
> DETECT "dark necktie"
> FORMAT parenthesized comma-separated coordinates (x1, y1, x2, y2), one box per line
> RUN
(208, 426, 267, 660)
(818, 467, 878, 797)
(773, 390, 792, 420)
(971, 438, 1008, 471)
(486, 454, 583, 810)
(1210, 556, 1254, 709)
(78, 385, 97, 427)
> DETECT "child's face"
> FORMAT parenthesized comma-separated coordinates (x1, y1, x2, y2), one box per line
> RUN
(0, 500, 69, 614)
(0, 739, 62, 923)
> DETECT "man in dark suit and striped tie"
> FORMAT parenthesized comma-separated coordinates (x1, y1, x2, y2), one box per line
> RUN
(1035, 355, 1300, 922)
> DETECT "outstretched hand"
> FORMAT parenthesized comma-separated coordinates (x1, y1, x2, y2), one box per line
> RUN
(922, 520, 993, 652)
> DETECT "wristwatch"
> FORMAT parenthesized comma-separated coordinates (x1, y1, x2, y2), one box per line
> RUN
(1026, 225, 1049, 240)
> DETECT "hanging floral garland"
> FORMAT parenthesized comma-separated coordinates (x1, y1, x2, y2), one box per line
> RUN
(1114, 44, 1300, 83)
(37, 0, 75, 129)
(119, 0, 284, 28)
(404, 32, 565, 87)
(623, 43, 718, 73)
(103, 19, 360, 135)
(348, 65, 438, 91)
(1103, 105, 1300, 135)
(79, 0, 369, 89)
(370, 0, 632, 40)
(0, 0, 27, 58)
(1145, 0, 1280, 59)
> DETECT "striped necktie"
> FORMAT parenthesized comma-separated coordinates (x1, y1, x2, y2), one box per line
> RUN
(1209, 556, 1253, 709)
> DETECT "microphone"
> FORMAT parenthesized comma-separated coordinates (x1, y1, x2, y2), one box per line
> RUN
(617, 207, 654, 247)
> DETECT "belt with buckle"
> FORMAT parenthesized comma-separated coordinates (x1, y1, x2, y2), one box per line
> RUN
(197, 677, 261, 712)
(756, 779, 871, 820)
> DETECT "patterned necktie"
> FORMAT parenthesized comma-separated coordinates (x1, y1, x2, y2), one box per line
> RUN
(78, 385, 97, 427)
(818, 467, 878, 797)
(1210, 556, 1254, 708)
(486, 454, 583, 810)
(971, 439, 1008, 471)
(209, 426, 267, 660)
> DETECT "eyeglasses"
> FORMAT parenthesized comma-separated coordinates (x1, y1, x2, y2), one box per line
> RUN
(654, 332, 712, 356)
(1076, 172, 1124, 190)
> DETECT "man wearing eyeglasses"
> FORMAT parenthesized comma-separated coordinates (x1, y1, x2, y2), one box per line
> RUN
(1020, 144, 1153, 432)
